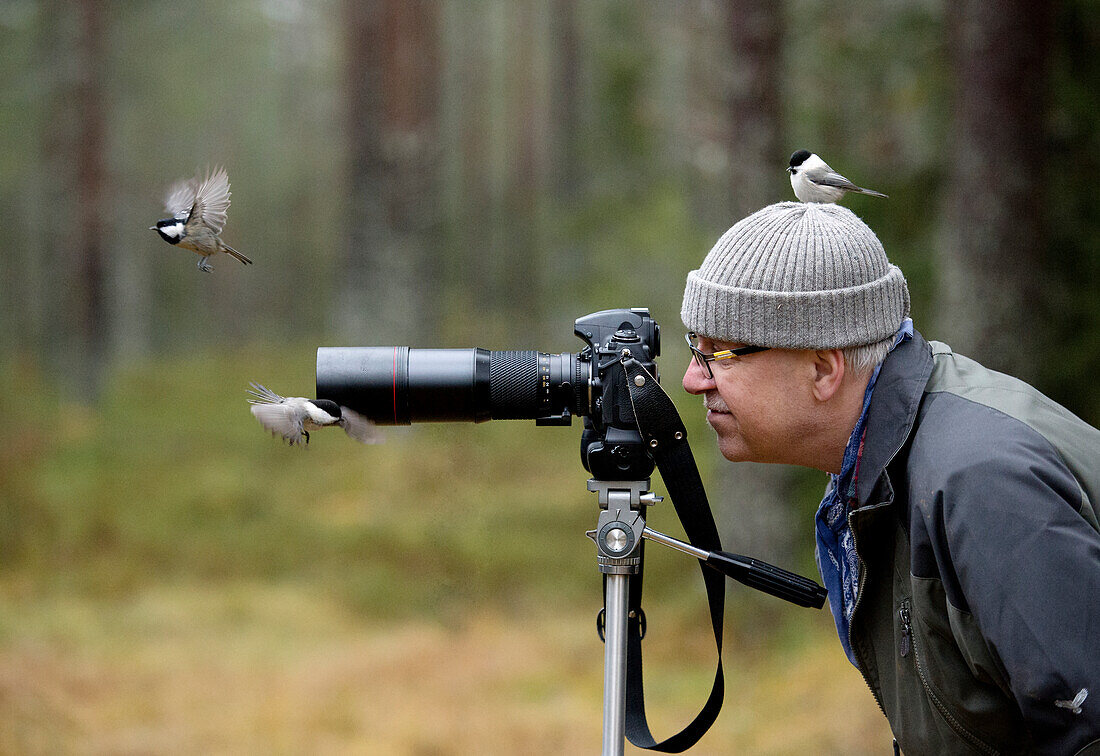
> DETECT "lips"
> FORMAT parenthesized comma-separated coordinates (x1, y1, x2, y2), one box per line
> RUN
(705, 402, 732, 428)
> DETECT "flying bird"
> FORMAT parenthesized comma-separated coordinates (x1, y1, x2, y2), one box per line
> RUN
(787, 150, 887, 204)
(150, 167, 252, 272)
(248, 383, 380, 447)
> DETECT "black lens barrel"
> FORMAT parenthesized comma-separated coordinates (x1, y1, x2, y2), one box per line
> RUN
(316, 347, 585, 425)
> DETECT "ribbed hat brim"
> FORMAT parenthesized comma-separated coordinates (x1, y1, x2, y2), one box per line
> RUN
(682, 264, 909, 349)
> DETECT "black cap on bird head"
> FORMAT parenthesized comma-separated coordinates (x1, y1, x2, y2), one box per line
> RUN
(312, 399, 341, 418)
(788, 149, 812, 169)
(151, 217, 185, 244)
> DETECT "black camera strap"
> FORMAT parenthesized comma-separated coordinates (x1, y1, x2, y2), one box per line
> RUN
(618, 355, 727, 752)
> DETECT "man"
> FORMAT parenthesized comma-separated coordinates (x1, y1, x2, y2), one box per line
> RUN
(680, 201, 1100, 755)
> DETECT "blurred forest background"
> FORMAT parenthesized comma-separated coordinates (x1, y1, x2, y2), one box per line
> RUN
(1, 0, 1098, 753)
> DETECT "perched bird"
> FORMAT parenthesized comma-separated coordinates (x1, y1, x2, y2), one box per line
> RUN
(787, 150, 887, 204)
(150, 167, 252, 272)
(248, 382, 379, 447)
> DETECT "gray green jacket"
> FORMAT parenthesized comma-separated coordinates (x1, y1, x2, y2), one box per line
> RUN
(848, 330, 1100, 755)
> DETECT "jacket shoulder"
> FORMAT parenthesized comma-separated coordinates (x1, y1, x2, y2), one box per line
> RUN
(922, 341, 1100, 529)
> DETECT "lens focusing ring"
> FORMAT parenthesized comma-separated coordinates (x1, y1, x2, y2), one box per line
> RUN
(488, 351, 541, 419)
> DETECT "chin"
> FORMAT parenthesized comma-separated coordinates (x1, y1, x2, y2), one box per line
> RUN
(719, 447, 756, 463)
(716, 432, 777, 464)
(715, 435, 753, 463)
(709, 413, 749, 461)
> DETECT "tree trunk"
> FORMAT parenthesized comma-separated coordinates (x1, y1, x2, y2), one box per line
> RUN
(938, 0, 1054, 382)
(339, 0, 441, 344)
(550, 0, 582, 202)
(546, 0, 587, 316)
(725, 0, 783, 218)
(713, 0, 799, 565)
(27, 0, 77, 359)
(73, 0, 108, 396)
(501, 1, 543, 332)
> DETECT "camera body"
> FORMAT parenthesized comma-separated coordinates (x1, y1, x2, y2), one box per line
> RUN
(572, 309, 660, 480)
(315, 308, 661, 480)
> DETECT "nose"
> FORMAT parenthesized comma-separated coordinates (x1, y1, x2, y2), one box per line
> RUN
(682, 357, 715, 396)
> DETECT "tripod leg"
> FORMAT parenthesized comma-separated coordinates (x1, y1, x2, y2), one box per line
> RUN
(588, 479, 649, 755)
(602, 573, 630, 756)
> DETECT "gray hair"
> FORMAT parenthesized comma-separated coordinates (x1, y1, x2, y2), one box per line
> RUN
(841, 335, 895, 377)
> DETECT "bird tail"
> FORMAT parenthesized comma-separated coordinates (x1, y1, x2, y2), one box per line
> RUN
(857, 188, 889, 199)
(222, 243, 253, 265)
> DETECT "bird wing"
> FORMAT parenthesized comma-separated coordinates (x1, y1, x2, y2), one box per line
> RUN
(339, 406, 382, 444)
(250, 401, 306, 445)
(164, 178, 197, 219)
(809, 169, 864, 192)
(189, 166, 232, 233)
(247, 382, 287, 405)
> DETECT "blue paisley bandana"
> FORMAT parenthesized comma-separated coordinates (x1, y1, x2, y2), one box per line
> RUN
(815, 319, 913, 668)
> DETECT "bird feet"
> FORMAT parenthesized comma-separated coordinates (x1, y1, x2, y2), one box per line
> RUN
(197, 258, 213, 272)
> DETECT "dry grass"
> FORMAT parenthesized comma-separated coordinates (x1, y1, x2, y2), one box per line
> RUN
(0, 583, 890, 755)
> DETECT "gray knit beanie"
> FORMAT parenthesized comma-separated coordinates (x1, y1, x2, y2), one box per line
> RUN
(681, 201, 909, 349)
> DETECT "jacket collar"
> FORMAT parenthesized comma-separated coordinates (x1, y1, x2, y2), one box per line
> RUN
(855, 329, 935, 505)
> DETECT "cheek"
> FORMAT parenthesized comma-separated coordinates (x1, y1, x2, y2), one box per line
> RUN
(716, 366, 806, 432)
(710, 380, 760, 437)
(720, 387, 766, 435)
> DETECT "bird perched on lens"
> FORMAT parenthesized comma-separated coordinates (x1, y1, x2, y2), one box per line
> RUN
(150, 167, 252, 272)
(247, 383, 379, 447)
(787, 150, 887, 204)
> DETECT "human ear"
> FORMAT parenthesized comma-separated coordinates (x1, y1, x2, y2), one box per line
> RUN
(810, 349, 845, 402)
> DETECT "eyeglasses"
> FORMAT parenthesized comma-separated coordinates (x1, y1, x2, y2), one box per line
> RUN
(685, 332, 770, 379)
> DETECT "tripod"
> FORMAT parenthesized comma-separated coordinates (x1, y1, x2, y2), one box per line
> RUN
(588, 477, 827, 755)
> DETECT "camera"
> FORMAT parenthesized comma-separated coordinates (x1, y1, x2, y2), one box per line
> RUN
(316, 308, 661, 480)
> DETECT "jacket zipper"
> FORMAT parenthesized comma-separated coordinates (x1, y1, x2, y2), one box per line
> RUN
(898, 599, 1000, 756)
(847, 429, 915, 723)
(846, 512, 889, 720)
(847, 403, 932, 746)
(898, 602, 911, 658)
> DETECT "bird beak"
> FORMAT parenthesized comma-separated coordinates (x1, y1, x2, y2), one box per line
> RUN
(785, 166, 794, 174)
(149, 226, 156, 230)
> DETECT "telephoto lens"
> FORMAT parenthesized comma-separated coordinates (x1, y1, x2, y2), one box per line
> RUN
(315, 347, 589, 425)
(316, 308, 660, 432)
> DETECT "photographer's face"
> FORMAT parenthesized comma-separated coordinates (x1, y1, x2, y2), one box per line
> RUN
(682, 335, 818, 465)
